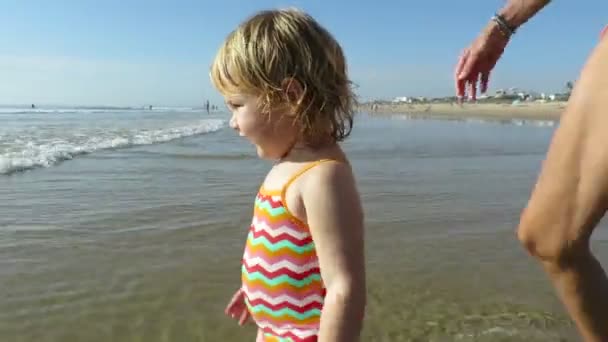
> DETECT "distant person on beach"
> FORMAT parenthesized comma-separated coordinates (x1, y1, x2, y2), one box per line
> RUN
(210, 8, 365, 342)
(456, 1, 608, 340)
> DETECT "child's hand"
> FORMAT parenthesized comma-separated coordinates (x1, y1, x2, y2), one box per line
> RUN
(225, 288, 250, 326)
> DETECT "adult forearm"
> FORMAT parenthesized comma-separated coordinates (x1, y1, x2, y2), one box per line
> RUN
(497, 0, 551, 29)
(318, 286, 365, 342)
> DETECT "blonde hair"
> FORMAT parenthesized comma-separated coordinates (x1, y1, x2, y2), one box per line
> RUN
(210, 8, 356, 144)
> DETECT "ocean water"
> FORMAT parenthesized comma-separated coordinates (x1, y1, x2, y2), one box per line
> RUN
(2, 106, 606, 341)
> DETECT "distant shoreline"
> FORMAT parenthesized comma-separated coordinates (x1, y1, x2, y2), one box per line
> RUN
(358, 101, 566, 122)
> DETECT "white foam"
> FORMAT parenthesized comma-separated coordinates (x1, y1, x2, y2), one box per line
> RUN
(455, 326, 518, 339)
(0, 119, 225, 175)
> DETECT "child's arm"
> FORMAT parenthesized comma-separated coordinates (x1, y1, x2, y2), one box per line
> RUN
(302, 162, 366, 342)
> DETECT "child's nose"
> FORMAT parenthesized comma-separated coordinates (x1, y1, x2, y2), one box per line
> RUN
(229, 115, 238, 130)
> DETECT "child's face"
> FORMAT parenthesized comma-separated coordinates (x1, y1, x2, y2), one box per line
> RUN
(225, 92, 299, 160)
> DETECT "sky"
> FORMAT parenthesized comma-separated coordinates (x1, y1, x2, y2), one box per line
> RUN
(0, 0, 606, 107)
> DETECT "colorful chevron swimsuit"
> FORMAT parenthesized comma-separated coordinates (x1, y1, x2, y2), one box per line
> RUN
(241, 159, 333, 342)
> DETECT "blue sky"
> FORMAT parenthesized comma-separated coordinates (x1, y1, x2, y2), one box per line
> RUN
(1, 0, 606, 107)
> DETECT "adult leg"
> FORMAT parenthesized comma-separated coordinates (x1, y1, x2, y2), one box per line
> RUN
(517, 35, 608, 341)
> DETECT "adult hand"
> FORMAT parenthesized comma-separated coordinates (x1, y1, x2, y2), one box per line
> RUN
(455, 22, 511, 101)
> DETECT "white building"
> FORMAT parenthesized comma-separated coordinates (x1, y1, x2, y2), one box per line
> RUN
(392, 96, 412, 103)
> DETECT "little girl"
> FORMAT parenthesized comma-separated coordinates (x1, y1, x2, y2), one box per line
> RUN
(210, 8, 366, 342)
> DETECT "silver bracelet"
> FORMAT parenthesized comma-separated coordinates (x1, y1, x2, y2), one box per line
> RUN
(491, 13, 516, 37)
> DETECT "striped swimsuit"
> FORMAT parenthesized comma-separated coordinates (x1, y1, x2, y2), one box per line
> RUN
(241, 160, 332, 342)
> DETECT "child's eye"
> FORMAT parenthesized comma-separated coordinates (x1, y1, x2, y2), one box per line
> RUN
(226, 102, 242, 110)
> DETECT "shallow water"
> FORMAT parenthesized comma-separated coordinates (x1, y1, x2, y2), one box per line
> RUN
(2, 108, 605, 341)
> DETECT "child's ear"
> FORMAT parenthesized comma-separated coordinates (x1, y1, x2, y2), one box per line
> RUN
(280, 78, 304, 105)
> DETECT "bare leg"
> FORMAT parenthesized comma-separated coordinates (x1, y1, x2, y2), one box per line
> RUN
(518, 36, 608, 341)
(544, 253, 608, 341)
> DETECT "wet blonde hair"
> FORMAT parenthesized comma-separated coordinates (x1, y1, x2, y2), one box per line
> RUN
(210, 8, 356, 145)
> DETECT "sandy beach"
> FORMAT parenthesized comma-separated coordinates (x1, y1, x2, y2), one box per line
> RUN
(361, 101, 567, 122)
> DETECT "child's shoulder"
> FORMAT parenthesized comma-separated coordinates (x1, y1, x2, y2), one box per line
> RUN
(301, 158, 353, 187)
(306, 160, 358, 201)
(263, 157, 354, 193)
(299, 158, 363, 226)
(263, 156, 360, 224)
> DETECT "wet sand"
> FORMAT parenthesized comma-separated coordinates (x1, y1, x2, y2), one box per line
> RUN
(362, 101, 566, 122)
